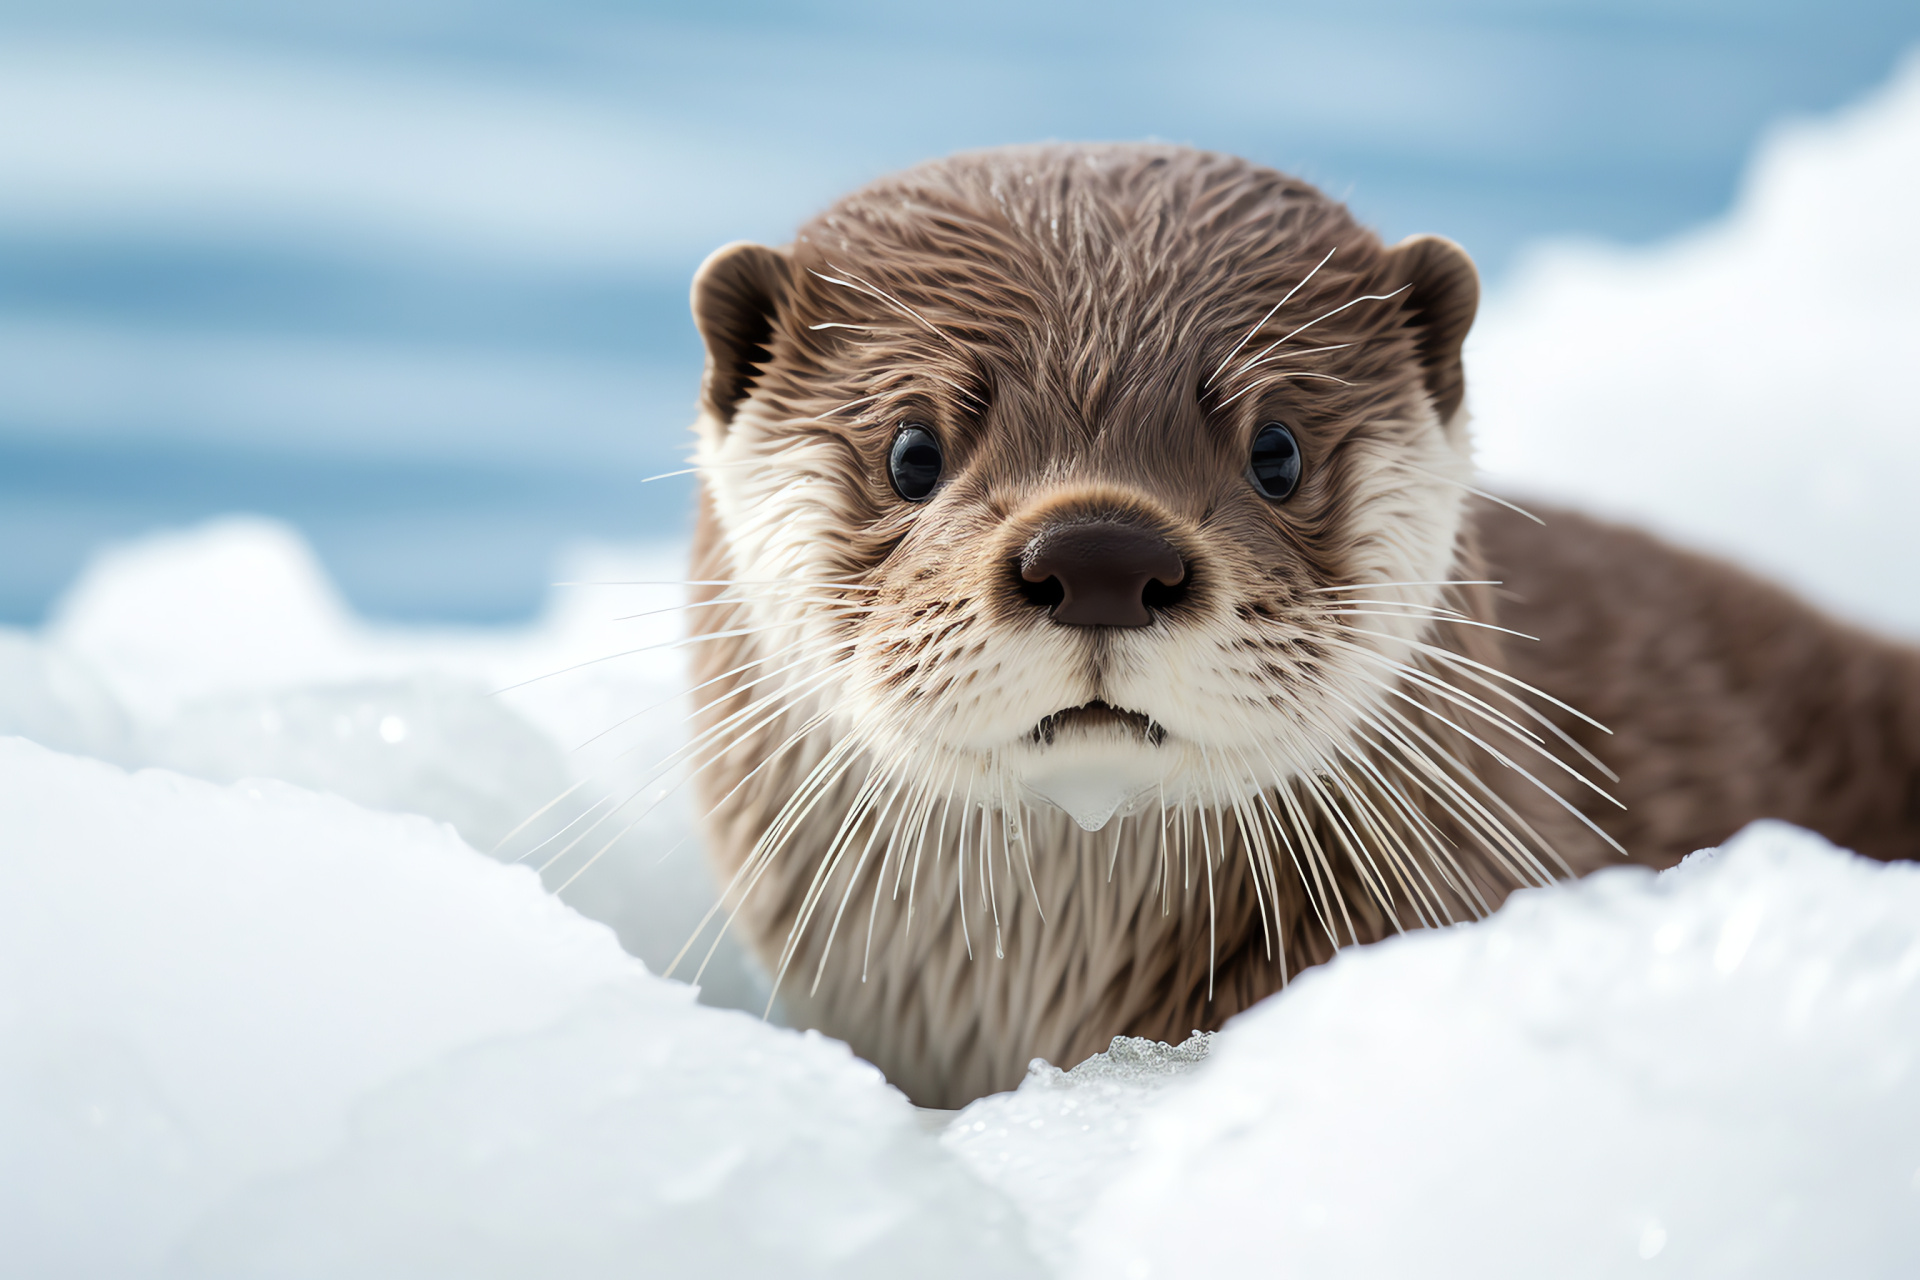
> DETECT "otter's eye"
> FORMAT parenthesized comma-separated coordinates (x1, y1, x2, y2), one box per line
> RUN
(1248, 422, 1302, 501)
(888, 424, 943, 502)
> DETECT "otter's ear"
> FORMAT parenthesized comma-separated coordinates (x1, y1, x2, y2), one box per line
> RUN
(691, 241, 792, 428)
(1385, 234, 1479, 424)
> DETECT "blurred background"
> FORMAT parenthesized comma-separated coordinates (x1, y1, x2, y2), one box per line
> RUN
(6, 0, 1919, 626)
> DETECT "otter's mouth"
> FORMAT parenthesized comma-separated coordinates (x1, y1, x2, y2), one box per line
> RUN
(1020, 700, 1167, 831)
(1030, 700, 1166, 747)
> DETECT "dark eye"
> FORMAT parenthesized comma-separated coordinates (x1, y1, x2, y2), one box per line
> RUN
(888, 424, 943, 501)
(1248, 422, 1302, 501)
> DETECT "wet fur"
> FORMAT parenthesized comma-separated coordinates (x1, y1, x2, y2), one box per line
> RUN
(679, 144, 1919, 1106)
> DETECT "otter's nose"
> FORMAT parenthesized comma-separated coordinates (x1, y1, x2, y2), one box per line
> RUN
(1018, 522, 1187, 627)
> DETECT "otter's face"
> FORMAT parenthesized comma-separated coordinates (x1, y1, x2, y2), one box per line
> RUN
(691, 147, 1481, 830)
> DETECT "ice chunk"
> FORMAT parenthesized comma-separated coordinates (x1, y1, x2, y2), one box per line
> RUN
(1073, 821, 1920, 1278)
(943, 1033, 1213, 1268)
(48, 516, 362, 719)
(0, 739, 1040, 1277)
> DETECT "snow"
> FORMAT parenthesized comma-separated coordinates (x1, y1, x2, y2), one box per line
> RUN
(1470, 49, 1920, 638)
(0, 738, 1040, 1277)
(2, 46, 1920, 1278)
(0, 516, 769, 1015)
(6, 739, 1914, 1273)
(1073, 823, 1920, 1278)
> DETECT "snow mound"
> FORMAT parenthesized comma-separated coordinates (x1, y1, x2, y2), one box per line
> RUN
(2, 516, 769, 1013)
(48, 517, 364, 721)
(0, 738, 1039, 1277)
(4, 717, 1919, 1273)
(1470, 50, 1920, 637)
(1074, 821, 1920, 1279)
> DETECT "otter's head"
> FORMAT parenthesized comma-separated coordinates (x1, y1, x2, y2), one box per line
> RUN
(691, 144, 1479, 831)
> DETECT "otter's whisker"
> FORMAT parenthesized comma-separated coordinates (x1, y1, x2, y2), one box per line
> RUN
(1321, 752, 1449, 929)
(1248, 781, 1335, 952)
(488, 619, 826, 697)
(860, 772, 934, 983)
(1347, 659, 1624, 811)
(1156, 783, 1171, 917)
(1392, 461, 1546, 526)
(870, 768, 945, 972)
(1222, 340, 1354, 384)
(984, 789, 1005, 959)
(1424, 652, 1620, 783)
(1215, 370, 1355, 409)
(1221, 746, 1278, 963)
(1227, 282, 1411, 383)
(773, 763, 898, 1006)
(1205, 245, 1338, 388)
(1318, 726, 1487, 916)
(1196, 747, 1224, 999)
(544, 677, 841, 882)
(1012, 790, 1046, 926)
(1327, 609, 1540, 643)
(1297, 757, 1403, 931)
(1326, 638, 1549, 749)
(1397, 635, 1614, 734)
(1343, 693, 1573, 880)
(572, 639, 837, 754)
(1348, 714, 1548, 889)
(488, 775, 594, 857)
(551, 577, 883, 592)
(673, 731, 862, 984)
(610, 593, 878, 624)
(900, 770, 960, 946)
(1275, 773, 1358, 947)
(1381, 684, 1629, 862)
(955, 779, 977, 961)
(1307, 580, 1502, 594)
(1312, 597, 1473, 618)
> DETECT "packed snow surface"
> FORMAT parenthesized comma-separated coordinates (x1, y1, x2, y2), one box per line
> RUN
(1074, 823, 1920, 1278)
(0, 739, 1040, 1277)
(4, 743, 1915, 1275)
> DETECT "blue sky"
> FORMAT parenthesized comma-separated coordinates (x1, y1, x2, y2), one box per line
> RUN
(3, 0, 1917, 621)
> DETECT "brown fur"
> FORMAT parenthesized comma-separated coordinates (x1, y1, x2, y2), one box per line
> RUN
(677, 143, 1919, 1106)
(1482, 503, 1920, 865)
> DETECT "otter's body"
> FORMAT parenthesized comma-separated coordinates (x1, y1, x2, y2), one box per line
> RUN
(1483, 503, 1920, 867)
(679, 144, 1920, 1107)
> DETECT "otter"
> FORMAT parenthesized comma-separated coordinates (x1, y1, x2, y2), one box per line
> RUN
(677, 143, 1920, 1108)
